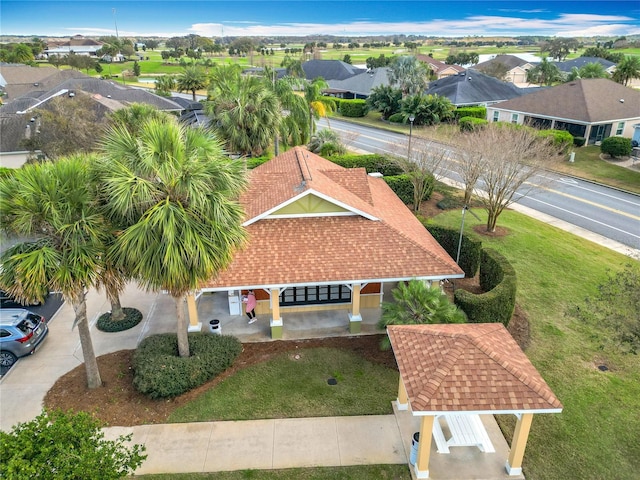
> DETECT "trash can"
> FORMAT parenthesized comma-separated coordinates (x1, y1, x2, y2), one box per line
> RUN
(410, 432, 420, 465)
(209, 319, 221, 335)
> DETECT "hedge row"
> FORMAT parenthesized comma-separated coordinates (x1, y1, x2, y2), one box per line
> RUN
(338, 99, 369, 117)
(424, 224, 482, 278)
(384, 173, 434, 205)
(133, 333, 242, 398)
(455, 106, 486, 119)
(538, 129, 574, 152)
(459, 116, 488, 132)
(454, 248, 517, 326)
(328, 153, 403, 176)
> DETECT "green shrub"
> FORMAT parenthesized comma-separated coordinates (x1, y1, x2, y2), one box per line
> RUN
(97, 308, 143, 332)
(133, 333, 242, 399)
(328, 153, 403, 176)
(573, 136, 586, 147)
(424, 224, 482, 278)
(454, 248, 517, 326)
(601, 136, 632, 158)
(538, 129, 574, 153)
(387, 112, 404, 123)
(459, 116, 488, 132)
(339, 99, 369, 117)
(245, 156, 270, 169)
(319, 141, 346, 157)
(384, 173, 434, 204)
(455, 106, 486, 119)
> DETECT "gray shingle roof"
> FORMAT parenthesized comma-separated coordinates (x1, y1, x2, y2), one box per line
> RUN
(327, 68, 390, 97)
(426, 71, 529, 106)
(302, 60, 365, 81)
(492, 78, 640, 123)
(553, 57, 616, 73)
(474, 54, 533, 71)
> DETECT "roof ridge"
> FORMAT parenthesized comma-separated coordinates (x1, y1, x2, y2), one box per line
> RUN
(417, 333, 467, 400)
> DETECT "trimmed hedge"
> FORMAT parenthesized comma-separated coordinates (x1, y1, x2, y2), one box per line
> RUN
(601, 136, 632, 158)
(384, 173, 434, 205)
(133, 333, 242, 399)
(455, 106, 486, 119)
(538, 129, 574, 153)
(459, 116, 488, 132)
(454, 248, 517, 326)
(328, 153, 403, 176)
(97, 308, 143, 332)
(424, 224, 482, 278)
(338, 99, 369, 117)
(573, 136, 586, 147)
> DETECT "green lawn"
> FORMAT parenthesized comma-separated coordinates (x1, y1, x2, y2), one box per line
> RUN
(168, 348, 399, 423)
(135, 464, 411, 480)
(428, 209, 640, 480)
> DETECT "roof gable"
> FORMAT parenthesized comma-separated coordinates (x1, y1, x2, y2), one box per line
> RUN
(427, 71, 527, 106)
(302, 60, 365, 81)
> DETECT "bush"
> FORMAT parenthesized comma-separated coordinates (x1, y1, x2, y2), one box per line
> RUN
(384, 173, 434, 204)
(328, 153, 403, 176)
(454, 248, 517, 326)
(133, 333, 242, 398)
(573, 136, 586, 147)
(601, 136, 632, 158)
(459, 116, 488, 132)
(538, 129, 574, 153)
(339, 99, 369, 117)
(455, 106, 486, 119)
(319, 141, 346, 156)
(97, 308, 143, 332)
(387, 112, 405, 123)
(424, 224, 482, 278)
(245, 156, 270, 169)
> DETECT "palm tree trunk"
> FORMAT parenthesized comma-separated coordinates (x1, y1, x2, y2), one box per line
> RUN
(175, 293, 190, 357)
(106, 284, 125, 322)
(71, 289, 102, 389)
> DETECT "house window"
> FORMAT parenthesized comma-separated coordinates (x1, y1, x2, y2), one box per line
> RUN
(280, 285, 351, 306)
(616, 122, 625, 135)
(511, 113, 519, 124)
(492, 111, 499, 122)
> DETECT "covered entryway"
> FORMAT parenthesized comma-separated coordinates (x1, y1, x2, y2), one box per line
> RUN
(387, 324, 563, 479)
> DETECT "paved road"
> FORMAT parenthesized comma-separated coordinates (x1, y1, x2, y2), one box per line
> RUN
(322, 119, 640, 251)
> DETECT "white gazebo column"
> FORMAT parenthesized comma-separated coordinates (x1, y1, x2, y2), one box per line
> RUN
(270, 288, 283, 339)
(414, 415, 435, 479)
(396, 378, 408, 410)
(349, 283, 362, 333)
(186, 293, 202, 332)
(506, 413, 534, 476)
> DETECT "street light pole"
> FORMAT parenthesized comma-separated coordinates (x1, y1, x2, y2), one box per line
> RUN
(408, 115, 415, 159)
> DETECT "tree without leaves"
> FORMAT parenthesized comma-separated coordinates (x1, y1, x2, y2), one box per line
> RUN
(0, 156, 107, 388)
(97, 119, 247, 358)
(454, 123, 560, 232)
(480, 62, 510, 81)
(0, 410, 146, 478)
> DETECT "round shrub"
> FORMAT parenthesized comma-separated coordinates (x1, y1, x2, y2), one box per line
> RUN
(97, 308, 143, 332)
(601, 136, 632, 158)
(384, 173, 434, 205)
(387, 112, 405, 123)
(573, 136, 586, 147)
(133, 333, 242, 398)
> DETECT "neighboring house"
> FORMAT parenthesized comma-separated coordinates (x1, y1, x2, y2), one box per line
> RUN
(425, 71, 532, 107)
(197, 147, 464, 339)
(302, 59, 365, 81)
(0, 68, 183, 167)
(325, 67, 390, 99)
(487, 78, 640, 144)
(0, 63, 86, 101)
(173, 97, 211, 128)
(473, 54, 536, 87)
(43, 35, 103, 57)
(415, 54, 465, 79)
(554, 57, 616, 77)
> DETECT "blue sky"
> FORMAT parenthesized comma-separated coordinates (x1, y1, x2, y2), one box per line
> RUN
(2, 1, 639, 38)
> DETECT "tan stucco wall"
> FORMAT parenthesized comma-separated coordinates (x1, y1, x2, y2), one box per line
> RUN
(250, 293, 380, 315)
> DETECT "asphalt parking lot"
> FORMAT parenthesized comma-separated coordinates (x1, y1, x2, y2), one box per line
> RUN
(0, 293, 64, 376)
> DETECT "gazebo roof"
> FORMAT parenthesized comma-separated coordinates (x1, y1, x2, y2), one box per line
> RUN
(388, 323, 562, 414)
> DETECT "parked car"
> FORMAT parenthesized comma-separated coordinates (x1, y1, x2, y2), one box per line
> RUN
(0, 309, 48, 368)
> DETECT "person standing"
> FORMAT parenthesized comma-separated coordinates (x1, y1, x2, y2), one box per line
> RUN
(243, 290, 257, 324)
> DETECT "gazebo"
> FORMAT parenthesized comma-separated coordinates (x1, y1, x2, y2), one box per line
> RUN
(387, 323, 562, 479)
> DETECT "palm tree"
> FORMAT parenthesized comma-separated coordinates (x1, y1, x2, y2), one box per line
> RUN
(377, 280, 466, 349)
(566, 62, 609, 80)
(154, 75, 176, 97)
(206, 75, 281, 156)
(388, 55, 428, 96)
(367, 85, 402, 120)
(0, 156, 106, 388)
(526, 58, 562, 86)
(612, 56, 640, 86)
(97, 118, 247, 358)
(304, 77, 335, 134)
(176, 65, 207, 101)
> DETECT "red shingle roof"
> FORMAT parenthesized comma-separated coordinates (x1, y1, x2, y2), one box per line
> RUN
(388, 324, 563, 413)
(201, 147, 463, 289)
